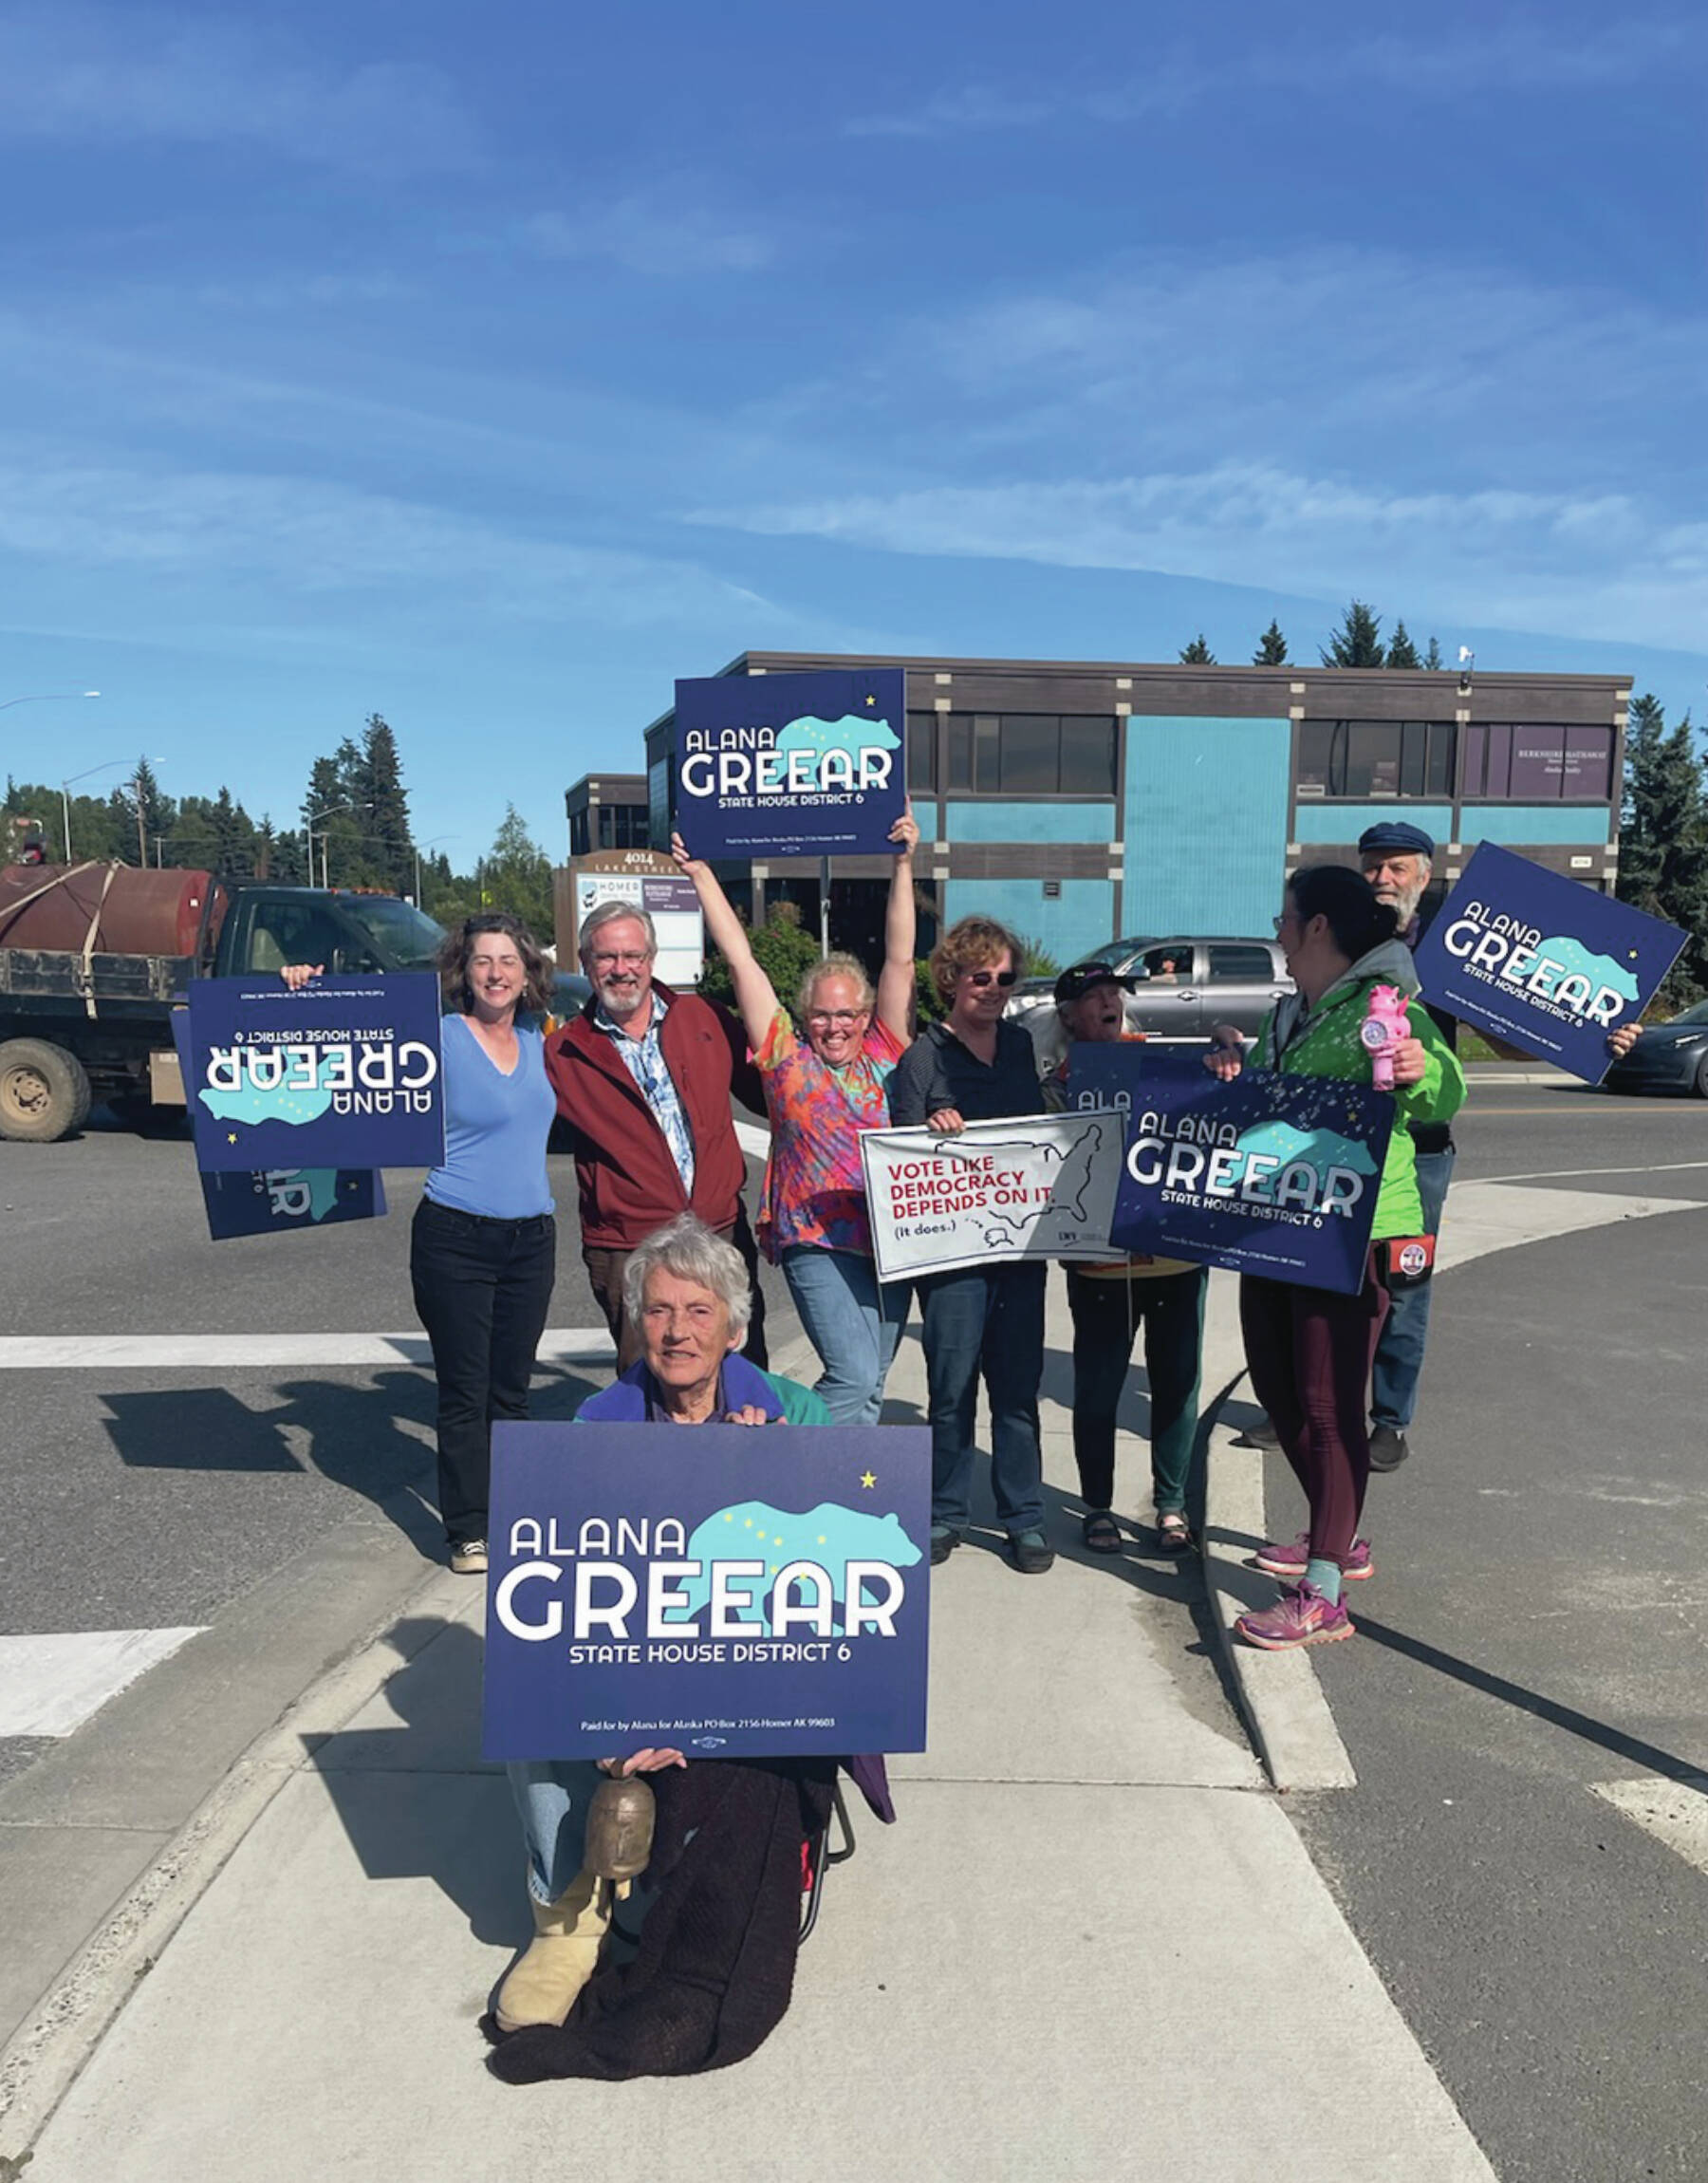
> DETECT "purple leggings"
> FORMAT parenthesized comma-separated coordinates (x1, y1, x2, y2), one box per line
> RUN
(1238, 1255, 1391, 1569)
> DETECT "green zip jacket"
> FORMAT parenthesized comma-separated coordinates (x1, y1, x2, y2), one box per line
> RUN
(1253, 940, 1467, 1241)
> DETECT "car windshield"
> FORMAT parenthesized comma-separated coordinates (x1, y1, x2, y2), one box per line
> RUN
(339, 895, 447, 969)
(1666, 998, 1708, 1027)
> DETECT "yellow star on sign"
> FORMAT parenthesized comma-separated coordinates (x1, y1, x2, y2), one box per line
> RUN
(227, 1132, 238, 1144)
(860, 1470, 877, 1489)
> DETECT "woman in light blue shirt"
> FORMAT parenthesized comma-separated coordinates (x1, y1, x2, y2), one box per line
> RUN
(288, 911, 559, 1572)
(410, 914, 559, 1572)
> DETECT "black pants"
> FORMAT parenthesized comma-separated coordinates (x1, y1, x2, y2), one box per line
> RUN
(410, 1198, 557, 1546)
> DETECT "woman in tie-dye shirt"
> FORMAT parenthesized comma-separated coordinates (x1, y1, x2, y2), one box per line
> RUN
(671, 810, 919, 1422)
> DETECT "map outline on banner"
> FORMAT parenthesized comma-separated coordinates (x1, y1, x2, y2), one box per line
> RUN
(482, 1420, 930, 1763)
(1411, 842, 1686, 1084)
(1069, 1046, 1395, 1297)
(860, 1110, 1127, 1283)
(673, 666, 908, 860)
(183, 971, 446, 1171)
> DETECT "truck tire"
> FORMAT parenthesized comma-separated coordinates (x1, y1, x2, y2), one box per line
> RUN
(0, 1038, 94, 1143)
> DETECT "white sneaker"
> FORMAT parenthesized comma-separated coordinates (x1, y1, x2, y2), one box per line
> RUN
(450, 1539, 489, 1575)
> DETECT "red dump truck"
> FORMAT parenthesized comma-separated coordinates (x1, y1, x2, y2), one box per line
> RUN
(0, 862, 447, 1141)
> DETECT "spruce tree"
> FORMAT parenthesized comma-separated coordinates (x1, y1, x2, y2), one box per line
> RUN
(1179, 634, 1216, 664)
(1386, 621, 1421, 669)
(1253, 620, 1289, 665)
(1320, 600, 1385, 667)
(356, 713, 414, 894)
(1423, 636, 1443, 670)
(1619, 695, 1708, 1000)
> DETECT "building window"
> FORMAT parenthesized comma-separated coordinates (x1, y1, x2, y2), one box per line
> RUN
(1459, 722, 1613, 801)
(940, 712, 1118, 794)
(569, 811, 590, 858)
(906, 712, 938, 793)
(1297, 719, 1454, 799)
(594, 804, 648, 849)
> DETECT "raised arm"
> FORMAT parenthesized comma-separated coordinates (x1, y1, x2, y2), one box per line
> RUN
(671, 831, 779, 1056)
(875, 803, 921, 1045)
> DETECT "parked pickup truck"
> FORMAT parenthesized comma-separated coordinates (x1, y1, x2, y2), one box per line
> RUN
(0, 862, 450, 1142)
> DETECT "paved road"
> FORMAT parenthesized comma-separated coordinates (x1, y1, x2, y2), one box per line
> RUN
(1281, 1076, 1708, 2183)
(0, 1106, 796, 1791)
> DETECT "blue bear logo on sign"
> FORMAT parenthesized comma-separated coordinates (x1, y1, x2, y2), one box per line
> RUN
(676, 1500, 922, 1633)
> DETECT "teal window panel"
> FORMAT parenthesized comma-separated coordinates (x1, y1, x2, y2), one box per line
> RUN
(942, 879, 1113, 964)
(1123, 717, 1290, 935)
(1291, 802, 1454, 846)
(1458, 807, 1610, 847)
(944, 801, 1114, 845)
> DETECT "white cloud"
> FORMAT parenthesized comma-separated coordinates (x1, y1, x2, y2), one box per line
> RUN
(685, 466, 1708, 654)
(0, 4, 477, 173)
(0, 453, 778, 630)
(849, 16, 1698, 135)
(524, 194, 774, 276)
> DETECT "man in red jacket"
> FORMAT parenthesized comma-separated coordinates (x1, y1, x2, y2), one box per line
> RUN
(546, 899, 769, 1371)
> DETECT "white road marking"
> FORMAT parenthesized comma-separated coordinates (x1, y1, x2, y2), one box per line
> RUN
(1591, 1778, 1708, 1878)
(0, 1329, 615, 1371)
(734, 1119, 770, 1159)
(1439, 1182, 1708, 1273)
(1472, 1158, 1708, 1185)
(0, 1629, 208, 1737)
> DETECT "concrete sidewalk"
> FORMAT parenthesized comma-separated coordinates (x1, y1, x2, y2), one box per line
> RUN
(2, 1276, 1495, 2183)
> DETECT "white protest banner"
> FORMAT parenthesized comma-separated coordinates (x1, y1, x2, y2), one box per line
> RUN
(860, 1112, 1126, 1282)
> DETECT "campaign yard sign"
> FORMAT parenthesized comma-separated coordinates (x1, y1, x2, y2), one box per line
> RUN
(198, 1166, 387, 1241)
(183, 972, 445, 1171)
(1070, 1046, 1395, 1297)
(482, 1421, 931, 1763)
(673, 666, 907, 859)
(1411, 843, 1685, 1082)
(860, 1112, 1127, 1283)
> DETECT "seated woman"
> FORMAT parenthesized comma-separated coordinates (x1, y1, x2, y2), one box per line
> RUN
(492, 1214, 893, 2078)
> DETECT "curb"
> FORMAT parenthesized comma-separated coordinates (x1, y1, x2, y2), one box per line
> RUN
(0, 1558, 475, 2166)
(1200, 1374, 1357, 1794)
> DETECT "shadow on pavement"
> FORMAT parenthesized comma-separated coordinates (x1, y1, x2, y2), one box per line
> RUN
(304, 1615, 520, 1947)
(1353, 1611, 1708, 1789)
(97, 1363, 606, 1538)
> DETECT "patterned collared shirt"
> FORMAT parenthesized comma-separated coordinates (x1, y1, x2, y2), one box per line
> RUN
(594, 988, 696, 1197)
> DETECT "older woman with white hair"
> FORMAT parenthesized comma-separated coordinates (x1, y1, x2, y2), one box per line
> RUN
(671, 810, 919, 1424)
(494, 1214, 833, 2039)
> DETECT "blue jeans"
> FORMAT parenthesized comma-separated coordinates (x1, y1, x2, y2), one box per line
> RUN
(509, 1759, 603, 1907)
(779, 1245, 910, 1425)
(1370, 1145, 1455, 1431)
(918, 1261, 1046, 1536)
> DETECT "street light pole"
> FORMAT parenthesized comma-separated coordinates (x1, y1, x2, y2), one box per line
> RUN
(0, 694, 102, 858)
(304, 802, 371, 891)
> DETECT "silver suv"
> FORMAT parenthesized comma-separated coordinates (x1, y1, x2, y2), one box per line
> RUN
(1007, 935, 1294, 1045)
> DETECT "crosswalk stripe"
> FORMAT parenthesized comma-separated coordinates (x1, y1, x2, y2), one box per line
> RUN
(0, 1629, 209, 1737)
(0, 1329, 616, 1371)
(1590, 1778, 1708, 1878)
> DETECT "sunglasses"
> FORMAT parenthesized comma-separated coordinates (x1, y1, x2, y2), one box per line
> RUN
(966, 968, 1018, 989)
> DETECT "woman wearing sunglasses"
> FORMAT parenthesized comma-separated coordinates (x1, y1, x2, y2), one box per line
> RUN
(888, 918, 1053, 1576)
(670, 809, 919, 1424)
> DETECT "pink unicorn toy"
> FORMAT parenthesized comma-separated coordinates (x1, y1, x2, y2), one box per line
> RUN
(1359, 984, 1411, 1092)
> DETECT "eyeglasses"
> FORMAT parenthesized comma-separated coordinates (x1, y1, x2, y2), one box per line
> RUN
(589, 949, 651, 970)
(808, 1009, 866, 1026)
(1272, 914, 1295, 936)
(966, 968, 1018, 989)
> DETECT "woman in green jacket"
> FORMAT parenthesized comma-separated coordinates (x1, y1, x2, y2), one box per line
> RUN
(1204, 864, 1465, 1651)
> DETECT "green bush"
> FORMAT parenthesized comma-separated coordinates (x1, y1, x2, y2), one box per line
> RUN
(699, 900, 825, 1024)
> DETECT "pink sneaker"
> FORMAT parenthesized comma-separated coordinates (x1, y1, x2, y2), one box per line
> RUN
(1253, 1531, 1373, 1582)
(1235, 1582, 1355, 1651)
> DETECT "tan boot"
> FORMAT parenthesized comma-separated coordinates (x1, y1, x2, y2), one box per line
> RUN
(494, 1867, 609, 2033)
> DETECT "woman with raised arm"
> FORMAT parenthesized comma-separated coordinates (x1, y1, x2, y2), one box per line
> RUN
(671, 806, 919, 1425)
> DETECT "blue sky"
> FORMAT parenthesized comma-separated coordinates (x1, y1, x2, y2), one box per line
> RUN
(1, 0, 1701, 868)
